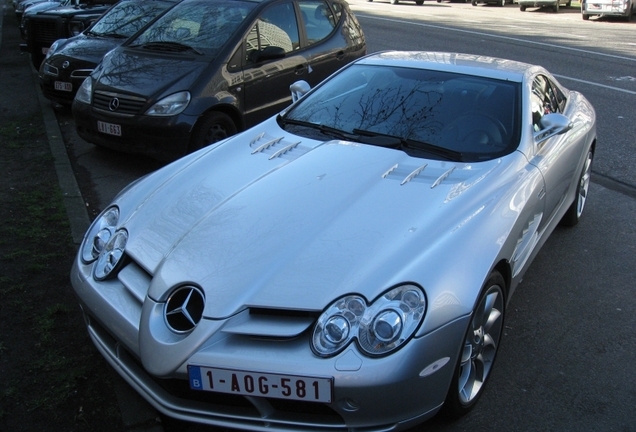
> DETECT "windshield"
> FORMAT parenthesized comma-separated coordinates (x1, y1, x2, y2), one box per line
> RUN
(283, 64, 522, 162)
(89, 0, 175, 38)
(130, 0, 255, 56)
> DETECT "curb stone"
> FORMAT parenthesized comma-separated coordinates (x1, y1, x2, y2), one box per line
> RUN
(29, 48, 166, 432)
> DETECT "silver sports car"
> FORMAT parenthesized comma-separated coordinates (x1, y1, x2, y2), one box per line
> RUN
(71, 51, 596, 431)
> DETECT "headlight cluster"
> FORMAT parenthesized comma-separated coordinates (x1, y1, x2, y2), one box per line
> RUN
(146, 91, 191, 116)
(75, 76, 92, 104)
(81, 206, 128, 280)
(69, 21, 85, 36)
(312, 284, 426, 357)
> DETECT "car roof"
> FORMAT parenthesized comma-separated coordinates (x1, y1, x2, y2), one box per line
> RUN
(357, 51, 535, 83)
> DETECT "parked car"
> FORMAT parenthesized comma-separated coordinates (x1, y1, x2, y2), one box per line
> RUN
(71, 50, 596, 431)
(472, 0, 511, 6)
(20, 0, 119, 68)
(14, 0, 56, 21)
(72, 0, 366, 161)
(366, 0, 427, 5)
(519, 0, 570, 11)
(39, 0, 178, 106)
(581, 0, 634, 20)
(19, 0, 68, 40)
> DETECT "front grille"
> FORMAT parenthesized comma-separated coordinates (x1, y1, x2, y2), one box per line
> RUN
(31, 20, 58, 45)
(94, 91, 146, 115)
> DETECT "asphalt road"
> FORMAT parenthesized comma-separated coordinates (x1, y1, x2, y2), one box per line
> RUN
(46, 2, 636, 431)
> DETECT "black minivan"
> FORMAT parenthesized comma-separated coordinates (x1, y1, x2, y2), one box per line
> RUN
(72, 0, 366, 160)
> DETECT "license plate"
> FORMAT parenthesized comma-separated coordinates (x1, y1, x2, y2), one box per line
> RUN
(97, 121, 122, 137)
(188, 365, 333, 403)
(54, 81, 72, 92)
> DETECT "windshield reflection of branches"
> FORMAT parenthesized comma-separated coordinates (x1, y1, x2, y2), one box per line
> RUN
(349, 82, 443, 139)
(132, 2, 252, 54)
(91, 2, 170, 37)
(293, 75, 444, 141)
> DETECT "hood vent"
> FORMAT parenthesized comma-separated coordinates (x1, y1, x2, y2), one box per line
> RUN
(383, 163, 458, 188)
(249, 132, 308, 161)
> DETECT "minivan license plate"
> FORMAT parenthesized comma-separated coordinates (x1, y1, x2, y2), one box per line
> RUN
(97, 121, 122, 136)
(54, 81, 72, 92)
(188, 365, 332, 403)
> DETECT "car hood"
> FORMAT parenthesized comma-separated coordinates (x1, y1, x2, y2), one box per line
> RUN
(117, 119, 510, 320)
(94, 47, 208, 97)
(52, 34, 122, 65)
(23, 0, 61, 16)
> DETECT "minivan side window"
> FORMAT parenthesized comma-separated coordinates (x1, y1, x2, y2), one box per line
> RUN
(299, 1, 337, 45)
(245, 2, 300, 63)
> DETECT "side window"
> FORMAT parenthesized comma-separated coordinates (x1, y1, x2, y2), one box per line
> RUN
(245, 2, 299, 63)
(547, 78, 567, 113)
(531, 74, 558, 132)
(299, 0, 337, 45)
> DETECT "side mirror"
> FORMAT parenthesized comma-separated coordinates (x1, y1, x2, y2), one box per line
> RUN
(290, 80, 311, 103)
(534, 112, 573, 143)
(249, 46, 286, 63)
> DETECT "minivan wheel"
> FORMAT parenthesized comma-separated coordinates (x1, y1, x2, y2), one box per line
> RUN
(189, 112, 237, 153)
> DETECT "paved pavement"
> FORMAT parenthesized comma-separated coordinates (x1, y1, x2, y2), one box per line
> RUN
(0, 5, 163, 431)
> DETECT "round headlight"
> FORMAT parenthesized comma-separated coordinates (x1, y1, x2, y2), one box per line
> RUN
(93, 229, 128, 280)
(372, 310, 402, 343)
(81, 206, 118, 263)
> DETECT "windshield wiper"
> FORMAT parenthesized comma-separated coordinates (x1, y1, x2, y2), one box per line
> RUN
(135, 41, 203, 55)
(280, 118, 358, 141)
(353, 128, 463, 161)
(97, 32, 129, 39)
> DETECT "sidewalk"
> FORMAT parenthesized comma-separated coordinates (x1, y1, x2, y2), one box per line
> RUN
(1, 4, 163, 431)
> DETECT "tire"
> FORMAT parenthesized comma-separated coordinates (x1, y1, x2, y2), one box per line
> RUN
(417, 0, 425, 4)
(189, 112, 237, 153)
(499, 0, 505, 6)
(472, 1, 477, 5)
(566, 0, 571, 5)
(553, 1, 559, 11)
(442, 271, 506, 418)
(560, 149, 593, 227)
(366, 0, 373, 2)
(520, 4, 526, 10)
(391, 0, 399, 4)
(582, 12, 590, 19)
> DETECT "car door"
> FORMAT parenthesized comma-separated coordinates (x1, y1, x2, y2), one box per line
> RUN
(527, 74, 581, 229)
(297, 0, 345, 84)
(240, 0, 309, 126)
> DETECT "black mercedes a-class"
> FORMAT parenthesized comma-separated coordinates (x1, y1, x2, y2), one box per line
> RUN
(39, 0, 179, 106)
(72, 0, 366, 160)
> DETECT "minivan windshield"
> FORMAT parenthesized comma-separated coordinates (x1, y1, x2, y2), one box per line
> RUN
(88, 0, 175, 38)
(130, 0, 255, 56)
(282, 64, 522, 162)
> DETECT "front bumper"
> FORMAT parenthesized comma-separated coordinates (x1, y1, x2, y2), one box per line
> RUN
(71, 254, 469, 431)
(72, 100, 196, 161)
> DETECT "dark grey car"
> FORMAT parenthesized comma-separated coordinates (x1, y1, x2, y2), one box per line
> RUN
(72, 0, 366, 161)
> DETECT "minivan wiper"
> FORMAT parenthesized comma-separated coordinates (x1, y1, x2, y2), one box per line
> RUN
(97, 32, 129, 39)
(352, 128, 463, 161)
(135, 41, 203, 55)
